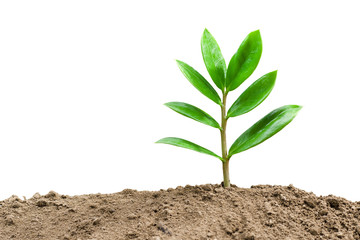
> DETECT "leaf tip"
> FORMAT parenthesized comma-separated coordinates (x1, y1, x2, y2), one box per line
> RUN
(163, 103, 173, 110)
(271, 70, 278, 78)
(201, 28, 211, 44)
(250, 29, 262, 45)
(290, 104, 302, 109)
(175, 60, 185, 71)
(252, 29, 261, 36)
(295, 105, 303, 111)
(287, 104, 303, 116)
(155, 137, 169, 144)
(175, 59, 184, 66)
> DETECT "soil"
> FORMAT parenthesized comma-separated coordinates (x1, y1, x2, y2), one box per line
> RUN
(1, 184, 360, 240)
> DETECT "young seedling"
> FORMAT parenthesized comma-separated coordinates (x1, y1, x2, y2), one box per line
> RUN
(156, 29, 301, 188)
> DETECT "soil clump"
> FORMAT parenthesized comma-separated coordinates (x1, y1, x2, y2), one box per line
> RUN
(1, 184, 360, 239)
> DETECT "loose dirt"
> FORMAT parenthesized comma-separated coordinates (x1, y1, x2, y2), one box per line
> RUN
(1, 184, 360, 240)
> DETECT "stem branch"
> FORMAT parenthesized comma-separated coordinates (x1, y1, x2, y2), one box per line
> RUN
(220, 91, 230, 187)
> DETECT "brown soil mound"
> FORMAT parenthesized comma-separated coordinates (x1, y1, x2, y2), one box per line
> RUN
(1, 184, 360, 240)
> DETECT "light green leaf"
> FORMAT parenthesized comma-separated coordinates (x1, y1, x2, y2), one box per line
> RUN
(165, 102, 221, 129)
(227, 71, 277, 118)
(226, 30, 262, 92)
(176, 60, 222, 105)
(201, 28, 226, 91)
(156, 137, 223, 161)
(229, 105, 302, 157)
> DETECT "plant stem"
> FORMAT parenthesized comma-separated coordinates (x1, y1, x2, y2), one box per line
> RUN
(221, 91, 230, 188)
(222, 160, 230, 187)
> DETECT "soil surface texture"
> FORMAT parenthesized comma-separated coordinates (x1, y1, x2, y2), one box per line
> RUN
(1, 184, 360, 240)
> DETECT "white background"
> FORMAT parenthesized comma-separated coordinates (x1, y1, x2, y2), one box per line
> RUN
(1, 1, 359, 202)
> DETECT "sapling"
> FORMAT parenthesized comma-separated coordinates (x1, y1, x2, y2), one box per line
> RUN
(156, 29, 301, 188)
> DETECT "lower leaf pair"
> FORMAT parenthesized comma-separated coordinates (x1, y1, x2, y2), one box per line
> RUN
(156, 105, 301, 160)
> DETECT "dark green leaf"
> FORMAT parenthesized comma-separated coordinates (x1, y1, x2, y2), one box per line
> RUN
(227, 71, 277, 118)
(229, 105, 302, 157)
(226, 30, 262, 92)
(201, 28, 226, 91)
(156, 137, 223, 161)
(165, 102, 221, 129)
(176, 60, 222, 105)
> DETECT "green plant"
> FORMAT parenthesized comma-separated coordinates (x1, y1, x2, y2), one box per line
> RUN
(156, 29, 301, 187)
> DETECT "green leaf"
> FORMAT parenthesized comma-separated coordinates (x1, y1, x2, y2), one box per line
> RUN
(227, 71, 277, 118)
(176, 60, 222, 105)
(229, 105, 302, 157)
(156, 137, 223, 161)
(165, 102, 221, 129)
(201, 28, 226, 91)
(226, 30, 262, 92)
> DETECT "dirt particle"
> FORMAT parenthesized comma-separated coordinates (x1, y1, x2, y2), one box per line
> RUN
(309, 227, 320, 235)
(62, 234, 71, 240)
(127, 213, 138, 220)
(287, 184, 295, 189)
(152, 193, 160, 198)
(45, 191, 59, 199)
(36, 200, 48, 207)
(11, 202, 22, 208)
(319, 209, 328, 216)
(92, 218, 101, 226)
(265, 219, 274, 227)
(304, 199, 316, 208)
(164, 209, 173, 215)
(184, 184, 192, 189)
(32, 192, 41, 199)
(214, 187, 224, 193)
(327, 198, 340, 210)
(99, 207, 115, 214)
(279, 194, 287, 201)
(243, 235, 255, 240)
(336, 231, 344, 238)
(122, 189, 137, 195)
(201, 184, 212, 191)
(7, 195, 22, 203)
(264, 201, 274, 214)
(68, 208, 76, 213)
(4, 215, 15, 225)
(156, 221, 171, 235)
(126, 231, 138, 239)
(202, 195, 212, 201)
(88, 203, 98, 209)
